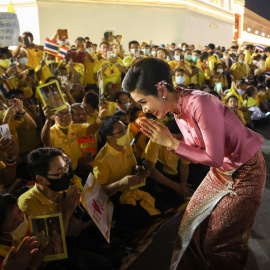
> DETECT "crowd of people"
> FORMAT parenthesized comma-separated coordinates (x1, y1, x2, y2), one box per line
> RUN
(0, 29, 269, 270)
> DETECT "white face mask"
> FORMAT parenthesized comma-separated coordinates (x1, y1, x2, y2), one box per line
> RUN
(86, 47, 93, 53)
(4, 215, 29, 241)
(123, 102, 131, 109)
(253, 60, 257, 65)
(174, 55, 180, 61)
(223, 56, 227, 60)
(130, 48, 139, 55)
(175, 76, 185, 85)
(237, 88, 246, 95)
(151, 51, 157, 57)
(217, 69, 223, 73)
(141, 48, 150, 55)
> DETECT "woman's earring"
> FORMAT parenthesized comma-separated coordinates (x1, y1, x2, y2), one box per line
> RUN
(162, 96, 167, 102)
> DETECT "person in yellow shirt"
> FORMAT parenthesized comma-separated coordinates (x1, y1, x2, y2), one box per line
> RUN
(12, 32, 43, 69)
(93, 116, 159, 230)
(244, 44, 254, 66)
(123, 41, 141, 68)
(197, 52, 210, 85)
(82, 92, 99, 124)
(142, 118, 193, 209)
(226, 95, 246, 125)
(169, 49, 192, 84)
(229, 53, 248, 82)
(156, 47, 168, 62)
(264, 46, 270, 69)
(84, 41, 97, 89)
(207, 43, 221, 74)
(257, 84, 270, 113)
(41, 102, 106, 170)
(210, 63, 228, 90)
(173, 68, 186, 86)
(93, 42, 126, 93)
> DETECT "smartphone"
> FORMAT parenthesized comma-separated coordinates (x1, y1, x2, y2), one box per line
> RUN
(10, 58, 17, 64)
(215, 82, 223, 94)
(28, 69, 35, 77)
(73, 203, 91, 222)
(23, 36, 31, 48)
(0, 124, 12, 139)
(180, 55, 184, 61)
(107, 51, 113, 58)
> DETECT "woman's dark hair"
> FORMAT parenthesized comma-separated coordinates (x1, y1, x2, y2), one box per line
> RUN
(112, 110, 128, 120)
(165, 118, 181, 135)
(257, 84, 266, 91)
(200, 52, 209, 61)
(98, 116, 119, 147)
(0, 48, 12, 59)
(227, 95, 238, 104)
(0, 194, 17, 233)
(122, 58, 174, 96)
(205, 90, 221, 100)
(156, 47, 167, 55)
(128, 106, 142, 122)
(246, 86, 256, 97)
(84, 92, 99, 110)
(27, 147, 63, 180)
(116, 92, 130, 101)
(128, 40, 140, 49)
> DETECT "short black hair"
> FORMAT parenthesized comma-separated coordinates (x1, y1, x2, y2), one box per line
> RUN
(99, 41, 110, 47)
(165, 118, 181, 134)
(246, 44, 254, 50)
(227, 95, 238, 103)
(208, 43, 215, 50)
(200, 52, 209, 61)
(70, 103, 86, 113)
(84, 92, 99, 110)
(128, 40, 140, 49)
(246, 86, 256, 97)
(264, 46, 270, 53)
(99, 116, 119, 146)
(0, 48, 12, 59)
(122, 58, 174, 96)
(174, 68, 184, 75)
(22, 31, 33, 39)
(116, 91, 130, 101)
(6, 89, 24, 99)
(0, 194, 17, 233)
(128, 106, 142, 122)
(112, 110, 128, 119)
(75, 37, 85, 42)
(27, 147, 63, 180)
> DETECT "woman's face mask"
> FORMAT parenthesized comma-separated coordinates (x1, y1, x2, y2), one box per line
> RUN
(185, 55, 192, 61)
(19, 58, 28, 65)
(174, 55, 181, 61)
(192, 56, 199, 62)
(86, 47, 93, 53)
(141, 48, 150, 55)
(151, 51, 157, 57)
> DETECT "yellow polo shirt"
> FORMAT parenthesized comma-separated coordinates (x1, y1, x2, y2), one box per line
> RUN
(142, 140, 189, 175)
(18, 184, 63, 216)
(85, 53, 97, 85)
(50, 123, 88, 169)
(230, 62, 248, 81)
(208, 54, 221, 72)
(93, 57, 123, 93)
(92, 142, 136, 186)
(244, 51, 252, 65)
(35, 64, 52, 85)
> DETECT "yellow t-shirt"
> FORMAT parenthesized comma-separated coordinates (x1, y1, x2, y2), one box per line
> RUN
(208, 54, 221, 72)
(224, 87, 244, 107)
(93, 57, 124, 93)
(18, 184, 62, 216)
(230, 62, 248, 81)
(142, 140, 189, 175)
(92, 142, 136, 186)
(35, 64, 52, 85)
(84, 53, 97, 85)
(244, 51, 252, 65)
(26, 48, 44, 69)
(107, 102, 117, 116)
(265, 56, 270, 69)
(50, 123, 88, 169)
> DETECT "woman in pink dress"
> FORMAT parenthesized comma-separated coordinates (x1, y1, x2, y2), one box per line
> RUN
(122, 58, 266, 270)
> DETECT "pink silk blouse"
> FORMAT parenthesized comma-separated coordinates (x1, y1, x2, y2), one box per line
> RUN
(173, 89, 264, 170)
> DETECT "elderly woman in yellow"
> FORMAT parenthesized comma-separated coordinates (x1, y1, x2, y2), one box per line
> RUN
(156, 47, 168, 62)
(210, 63, 228, 91)
(93, 42, 126, 94)
(229, 53, 248, 82)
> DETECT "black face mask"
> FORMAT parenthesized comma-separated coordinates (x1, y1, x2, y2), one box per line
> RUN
(46, 168, 74, 192)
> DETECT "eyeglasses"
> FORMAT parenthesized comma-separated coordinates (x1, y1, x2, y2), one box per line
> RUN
(46, 158, 71, 178)
(55, 111, 71, 117)
(112, 128, 127, 136)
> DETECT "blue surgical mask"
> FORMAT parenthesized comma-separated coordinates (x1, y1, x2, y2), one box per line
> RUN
(175, 76, 185, 85)
(19, 58, 28, 65)
(86, 47, 93, 53)
(58, 41, 66, 46)
(130, 48, 139, 55)
(239, 60, 244, 64)
(185, 55, 192, 61)
(192, 56, 199, 62)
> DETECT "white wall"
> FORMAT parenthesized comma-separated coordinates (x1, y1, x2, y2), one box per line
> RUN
(184, 9, 234, 48)
(37, 1, 186, 50)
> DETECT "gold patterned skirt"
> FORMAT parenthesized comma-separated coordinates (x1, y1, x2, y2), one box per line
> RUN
(170, 150, 266, 270)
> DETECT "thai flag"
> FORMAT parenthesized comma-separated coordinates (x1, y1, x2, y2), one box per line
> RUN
(255, 44, 264, 52)
(44, 39, 59, 55)
(58, 46, 68, 59)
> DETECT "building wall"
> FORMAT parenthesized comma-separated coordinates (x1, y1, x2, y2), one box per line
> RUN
(0, 0, 235, 49)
